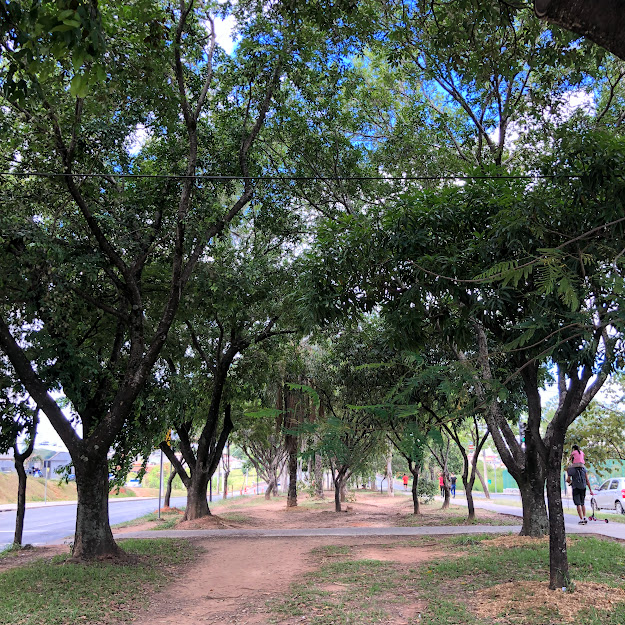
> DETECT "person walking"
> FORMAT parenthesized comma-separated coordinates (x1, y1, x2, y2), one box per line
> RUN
(438, 474, 444, 497)
(566, 464, 594, 524)
(450, 474, 457, 498)
(402, 474, 409, 490)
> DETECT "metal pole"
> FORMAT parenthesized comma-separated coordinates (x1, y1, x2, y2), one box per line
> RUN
(158, 449, 163, 519)
(44, 465, 48, 504)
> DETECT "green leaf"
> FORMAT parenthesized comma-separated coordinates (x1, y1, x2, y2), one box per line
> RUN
(70, 74, 89, 98)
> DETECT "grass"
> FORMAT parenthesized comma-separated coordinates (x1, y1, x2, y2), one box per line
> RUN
(396, 502, 520, 527)
(111, 509, 184, 530)
(268, 534, 625, 625)
(0, 538, 199, 625)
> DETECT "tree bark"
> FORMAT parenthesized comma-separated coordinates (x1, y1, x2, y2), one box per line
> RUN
(72, 454, 122, 560)
(386, 443, 394, 496)
(340, 479, 348, 503)
(184, 470, 211, 520)
(441, 474, 450, 509)
(13, 457, 28, 546)
(409, 463, 421, 514)
(314, 453, 324, 498)
(12, 413, 38, 547)
(518, 474, 549, 537)
(534, 0, 625, 61)
(265, 472, 278, 499)
(545, 436, 568, 589)
(333, 470, 349, 512)
(164, 466, 178, 508)
(286, 448, 298, 507)
(475, 466, 490, 499)
(223, 469, 230, 499)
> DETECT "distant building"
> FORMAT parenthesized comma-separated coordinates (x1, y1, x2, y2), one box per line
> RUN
(46, 451, 73, 477)
(0, 450, 15, 473)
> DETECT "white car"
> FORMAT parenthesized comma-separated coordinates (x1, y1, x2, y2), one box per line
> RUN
(590, 477, 625, 514)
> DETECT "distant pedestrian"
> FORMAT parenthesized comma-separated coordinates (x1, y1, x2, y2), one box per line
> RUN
(402, 474, 409, 490)
(439, 474, 444, 496)
(566, 464, 594, 524)
(569, 444, 586, 467)
(450, 474, 457, 498)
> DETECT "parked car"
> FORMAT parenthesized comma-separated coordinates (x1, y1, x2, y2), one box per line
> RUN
(590, 477, 625, 514)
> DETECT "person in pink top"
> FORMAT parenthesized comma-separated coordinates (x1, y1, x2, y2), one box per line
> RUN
(569, 444, 585, 467)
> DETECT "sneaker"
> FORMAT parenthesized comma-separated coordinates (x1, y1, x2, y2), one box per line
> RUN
(578, 519, 587, 524)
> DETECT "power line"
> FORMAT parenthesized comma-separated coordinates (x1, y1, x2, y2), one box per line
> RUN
(0, 171, 580, 181)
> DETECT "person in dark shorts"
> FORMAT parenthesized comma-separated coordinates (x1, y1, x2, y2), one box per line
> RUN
(566, 465, 594, 524)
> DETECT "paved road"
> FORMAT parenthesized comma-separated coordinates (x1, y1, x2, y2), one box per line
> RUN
(0, 496, 187, 548)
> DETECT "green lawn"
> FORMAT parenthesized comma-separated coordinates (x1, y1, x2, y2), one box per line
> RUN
(0, 539, 199, 625)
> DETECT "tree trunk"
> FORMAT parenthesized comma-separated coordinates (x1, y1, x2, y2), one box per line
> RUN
(409, 465, 420, 514)
(164, 466, 177, 508)
(340, 479, 348, 502)
(534, 0, 625, 62)
(441, 480, 450, 509)
(464, 476, 476, 521)
(73, 454, 122, 560)
(314, 453, 324, 498)
(476, 466, 490, 499)
(265, 474, 277, 500)
(545, 437, 568, 589)
(183, 470, 211, 521)
(386, 443, 394, 496)
(13, 457, 27, 546)
(334, 478, 343, 512)
(223, 470, 230, 499)
(286, 445, 298, 508)
(518, 475, 549, 537)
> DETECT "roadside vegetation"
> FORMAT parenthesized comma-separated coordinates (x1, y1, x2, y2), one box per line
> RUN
(0, 473, 187, 505)
(0, 539, 199, 625)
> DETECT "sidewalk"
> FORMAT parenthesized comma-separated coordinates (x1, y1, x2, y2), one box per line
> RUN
(447, 495, 625, 541)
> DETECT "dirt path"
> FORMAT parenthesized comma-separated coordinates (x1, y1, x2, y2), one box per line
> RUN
(131, 535, 442, 625)
(128, 492, 513, 625)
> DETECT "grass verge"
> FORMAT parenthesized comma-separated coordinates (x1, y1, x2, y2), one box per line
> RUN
(0, 538, 199, 625)
(268, 534, 625, 625)
(111, 508, 184, 530)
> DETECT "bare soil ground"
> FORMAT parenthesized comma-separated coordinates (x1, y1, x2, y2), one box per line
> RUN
(129, 535, 443, 625)
(0, 544, 67, 571)
(114, 490, 520, 534)
(122, 492, 521, 624)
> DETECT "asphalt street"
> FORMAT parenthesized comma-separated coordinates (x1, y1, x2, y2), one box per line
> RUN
(0, 496, 188, 548)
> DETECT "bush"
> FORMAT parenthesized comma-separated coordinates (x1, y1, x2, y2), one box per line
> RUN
(417, 477, 437, 504)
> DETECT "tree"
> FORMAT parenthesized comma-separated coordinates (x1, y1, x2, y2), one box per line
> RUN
(0, 376, 38, 547)
(0, 0, 294, 558)
(386, 414, 430, 514)
(156, 231, 299, 520)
